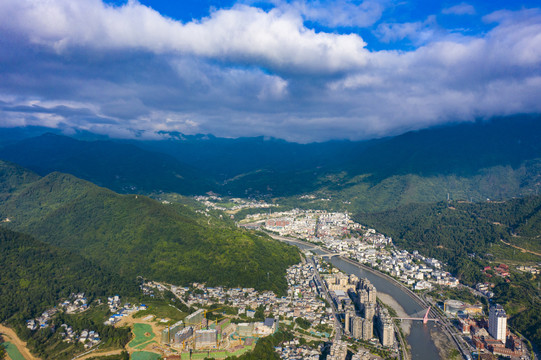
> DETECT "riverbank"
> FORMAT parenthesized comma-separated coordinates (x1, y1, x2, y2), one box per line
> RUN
(377, 292, 411, 336)
(430, 327, 461, 360)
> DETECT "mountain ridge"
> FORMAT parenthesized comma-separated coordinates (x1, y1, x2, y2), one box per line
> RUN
(0, 160, 300, 295)
(1, 115, 540, 211)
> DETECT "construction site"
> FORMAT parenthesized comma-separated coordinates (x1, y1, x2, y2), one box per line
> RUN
(130, 307, 278, 359)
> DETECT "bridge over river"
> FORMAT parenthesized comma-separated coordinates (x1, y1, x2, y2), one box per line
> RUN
(268, 233, 471, 360)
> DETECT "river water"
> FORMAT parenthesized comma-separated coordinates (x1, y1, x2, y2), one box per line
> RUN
(283, 239, 442, 360)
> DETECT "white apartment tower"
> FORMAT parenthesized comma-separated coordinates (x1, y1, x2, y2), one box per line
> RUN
(489, 304, 507, 342)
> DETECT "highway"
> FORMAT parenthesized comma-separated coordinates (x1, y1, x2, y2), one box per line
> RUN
(307, 256, 343, 342)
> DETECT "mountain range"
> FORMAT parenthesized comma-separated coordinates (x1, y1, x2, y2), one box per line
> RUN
(1, 115, 541, 353)
(1, 115, 540, 211)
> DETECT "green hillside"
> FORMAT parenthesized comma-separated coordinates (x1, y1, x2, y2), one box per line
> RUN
(0, 225, 135, 360)
(354, 197, 541, 280)
(325, 160, 541, 212)
(354, 197, 541, 349)
(0, 226, 138, 323)
(0, 161, 300, 295)
(0, 160, 40, 200)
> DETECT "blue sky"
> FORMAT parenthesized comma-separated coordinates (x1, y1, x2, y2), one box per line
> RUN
(0, 0, 540, 142)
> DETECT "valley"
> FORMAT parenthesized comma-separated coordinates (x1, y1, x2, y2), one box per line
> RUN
(1, 116, 540, 360)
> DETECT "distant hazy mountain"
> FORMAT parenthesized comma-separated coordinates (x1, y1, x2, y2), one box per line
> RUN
(344, 115, 541, 179)
(1, 115, 540, 210)
(133, 134, 368, 178)
(0, 160, 299, 294)
(0, 133, 213, 194)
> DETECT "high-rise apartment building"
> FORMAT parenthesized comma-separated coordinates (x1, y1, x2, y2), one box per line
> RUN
(489, 304, 507, 342)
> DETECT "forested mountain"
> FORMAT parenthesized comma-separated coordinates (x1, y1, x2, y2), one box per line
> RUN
(345, 115, 541, 179)
(1, 115, 540, 210)
(290, 115, 541, 212)
(146, 115, 541, 182)
(135, 134, 364, 179)
(354, 196, 541, 282)
(0, 161, 300, 295)
(0, 226, 138, 323)
(0, 133, 212, 195)
(142, 116, 541, 204)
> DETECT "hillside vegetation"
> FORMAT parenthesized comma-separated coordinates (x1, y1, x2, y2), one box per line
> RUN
(354, 197, 541, 348)
(0, 227, 137, 323)
(354, 196, 541, 275)
(0, 161, 300, 295)
(1, 116, 540, 211)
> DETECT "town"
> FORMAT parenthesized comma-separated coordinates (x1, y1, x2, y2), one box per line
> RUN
(18, 207, 534, 360)
(238, 208, 534, 359)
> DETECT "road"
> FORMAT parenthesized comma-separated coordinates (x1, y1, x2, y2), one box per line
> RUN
(269, 232, 472, 359)
(500, 239, 541, 257)
(307, 255, 343, 342)
(73, 349, 123, 360)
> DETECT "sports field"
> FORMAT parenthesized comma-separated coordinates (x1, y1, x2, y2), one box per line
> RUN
(1, 342, 26, 360)
(130, 351, 161, 360)
(129, 323, 155, 349)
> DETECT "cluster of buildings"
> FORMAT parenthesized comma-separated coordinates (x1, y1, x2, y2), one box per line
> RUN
(275, 339, 320, 359)
(238, 207, 534, 359)
(460, 304, 527, 358)
(243, 210, 459, 292)
(327, 340, 383, 360)
(194, 195, 277, 212)
(284, 262, 333, 328)
(482, 264, 510, 278)
(27, 292, 93, 330)
(516, 265, 540, 275)
(26, 308, 58, 330)
(143, 261, 331, 355)
(323, 232, 459, 291)
(448, 302, 529, 358)
(104, 295, 148, 325)
(326, 237, 456, 290)
(59, 292, 89, 314)
(151, 264, 332, 332)
(140, 282, 156, 297)
(107, 295, 122, 312)
(25, 292, 146, 341)
(328, 341, 349, 360)
(160, 319, 230, 350)
(326, 275, 394, 348)
(244, 210, 357, 240)
(475, 283, 495, 298)
(316, 269, 396, 354)
(59, 324, 101, 349)
(25, 294, 101, 350)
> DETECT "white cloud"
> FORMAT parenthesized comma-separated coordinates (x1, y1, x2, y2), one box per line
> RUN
(442, 3, 476, 16)
(287, 0, 385, 27)
(0, 1, 540, 141)
(375, 15, 438, 44)
(0, 0, 369, 73)
(243, 0, 386, 28)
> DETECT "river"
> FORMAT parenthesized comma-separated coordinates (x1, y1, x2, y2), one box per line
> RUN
(281, 238, 442, 360)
